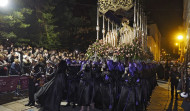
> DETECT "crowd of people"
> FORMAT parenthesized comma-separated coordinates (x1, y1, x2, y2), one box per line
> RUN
(0, 44, 157, 111)
(1, 44, 189, 111)
(0, 45, 83, 76)
(157, 61, 190, 111)
(25, 59, 158, 111)
(15, 51, 158, 111)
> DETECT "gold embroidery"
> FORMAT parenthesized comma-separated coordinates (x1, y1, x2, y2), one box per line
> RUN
(98, 0, 133, 14)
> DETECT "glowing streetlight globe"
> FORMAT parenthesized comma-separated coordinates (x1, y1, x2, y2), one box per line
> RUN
(177, 35, 183, 40)
(175, 43, 179, 46)
(0, 0, 8, 7)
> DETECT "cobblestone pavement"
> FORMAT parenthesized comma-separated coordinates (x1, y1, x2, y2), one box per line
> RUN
(0, 79, 184, 111)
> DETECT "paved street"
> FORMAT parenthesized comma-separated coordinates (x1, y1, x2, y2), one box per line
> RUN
(0, 80, 184, 111)
(0, 99, 101, 111)
(147, 80, 183, 111)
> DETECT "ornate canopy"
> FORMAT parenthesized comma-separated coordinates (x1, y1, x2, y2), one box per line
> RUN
(98, 0, 134, 14)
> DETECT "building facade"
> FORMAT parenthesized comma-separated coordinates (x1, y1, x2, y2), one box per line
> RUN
(147, 24, 161, 61)
(182, 0, 190, 62)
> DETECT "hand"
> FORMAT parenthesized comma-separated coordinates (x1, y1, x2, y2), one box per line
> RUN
(3, 67, 8, 70)
(35, 83, 39, 86)
(180, 92, 188, 98)
(31, 75, 34, 79)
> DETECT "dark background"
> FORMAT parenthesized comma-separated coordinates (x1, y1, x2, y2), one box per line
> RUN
(0, 0, 183, 53)
(145, 0, 183, 53)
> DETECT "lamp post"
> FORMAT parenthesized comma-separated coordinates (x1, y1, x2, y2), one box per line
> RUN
(177, 35, 183, 50)
(175, 43, 180, 54)
(177, 35, 183, 62)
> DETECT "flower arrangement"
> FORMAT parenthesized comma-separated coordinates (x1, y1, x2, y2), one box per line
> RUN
(85, 38, 154, 61)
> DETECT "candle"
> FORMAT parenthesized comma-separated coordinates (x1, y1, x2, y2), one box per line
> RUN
(114, 35, 115, 46)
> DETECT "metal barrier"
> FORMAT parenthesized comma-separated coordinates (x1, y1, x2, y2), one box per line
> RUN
(0, 75, 29, 92)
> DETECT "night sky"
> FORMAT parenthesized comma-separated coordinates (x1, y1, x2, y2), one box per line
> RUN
(68, 0, 184, 52)
(95, 0, 183, 52)
(0, 0, 183, 53)
(145, 0, 183, 52)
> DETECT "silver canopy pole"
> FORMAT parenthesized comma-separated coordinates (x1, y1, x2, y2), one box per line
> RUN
(102, 15, 105, 42)
(133, 0, 137, 38)
(96, 3, 100, 40)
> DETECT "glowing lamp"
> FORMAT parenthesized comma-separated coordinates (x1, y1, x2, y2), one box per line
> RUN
(177, 35, 183, 40)
(0, 0, 8, 7)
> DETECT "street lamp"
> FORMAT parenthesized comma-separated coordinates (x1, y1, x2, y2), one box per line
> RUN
(177, 35, 183, 40)
(177, 35, 183, 49)
(0, 0, 8, 7)
(175, 43, 179, 46)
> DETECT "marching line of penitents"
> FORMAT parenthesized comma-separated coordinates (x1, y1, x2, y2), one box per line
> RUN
(25, 59, 158, 111)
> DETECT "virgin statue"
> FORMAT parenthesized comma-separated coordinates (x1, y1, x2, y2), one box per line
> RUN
(119, 18, 134, 45)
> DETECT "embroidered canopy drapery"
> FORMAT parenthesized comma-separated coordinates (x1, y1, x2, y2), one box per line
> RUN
(98, 0, 133, 14)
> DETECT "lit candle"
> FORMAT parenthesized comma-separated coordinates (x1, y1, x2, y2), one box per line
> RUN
(114, 35, 115, 46)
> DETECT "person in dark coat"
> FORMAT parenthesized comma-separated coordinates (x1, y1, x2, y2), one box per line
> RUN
(78, 63, 93, 111)
(140, 62, 151, 110)
(111, 62, 124, 111)
(0, 54, 8, 76)
(35, 60, 67, 111)
(135, 62, 143, 110)
(177, 65, 190, 111)
(169, 66, 180, 100)
(23, 58, 31, 74)
(25, 59, 41, 106)
(10, 59, 21, 75)
(91, 62, 101, 109)
(93, 61, 114, 111)
(45, 60, 56, 82)
(157, 63, 164, 79)
(117, 63, 137, 111)
(35, 58, 46, 87)
(65, 62, 81, 108)
(164, 61, 170, 80)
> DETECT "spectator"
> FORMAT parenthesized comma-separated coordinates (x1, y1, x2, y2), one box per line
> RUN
(157, 63, 164, 79)
(10, 59, 21, 75)
(0, 54, 8, 76)
(164, 61, 170, 80)
(169, 66, 180, 100)
(23, 57, 31, 74)
(9, 52, 15, 63)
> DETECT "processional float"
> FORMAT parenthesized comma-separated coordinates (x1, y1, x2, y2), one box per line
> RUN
(88, 0, 150, 61)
